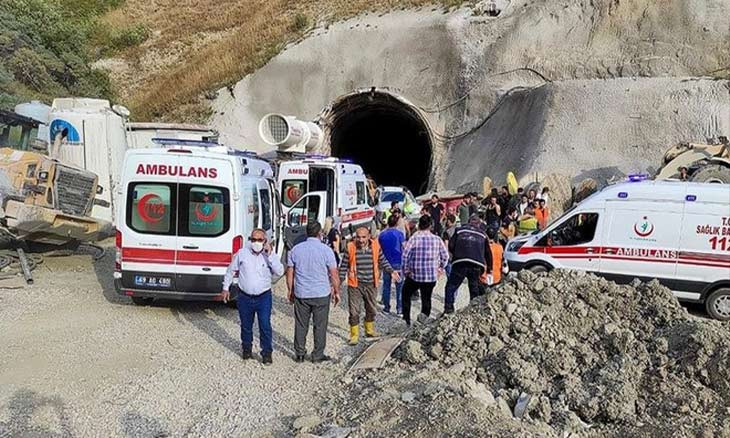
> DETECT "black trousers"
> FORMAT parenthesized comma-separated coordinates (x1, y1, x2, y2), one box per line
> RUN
(293, 295, 330, 360)
(444, 263, 484, 313)
(402, 277, 436, 324)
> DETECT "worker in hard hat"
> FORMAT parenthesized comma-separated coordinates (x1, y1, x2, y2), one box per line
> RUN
(339, 226, 400, 345)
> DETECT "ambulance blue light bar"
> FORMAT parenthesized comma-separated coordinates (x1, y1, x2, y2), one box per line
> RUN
(228, 149, 259, 157)
(292, 152, 353, 163)
(627, 173, 649, 182)
(152, 138, 220, 148)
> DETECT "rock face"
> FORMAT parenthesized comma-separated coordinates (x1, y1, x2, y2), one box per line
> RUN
(211, 0, 730, 192)
(315, 271, 730, 437)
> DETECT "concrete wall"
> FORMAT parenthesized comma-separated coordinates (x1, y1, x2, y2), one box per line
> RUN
(211, 9, 464, 152)
(210, 0, 730, 192)
(446, 78, 730, 190)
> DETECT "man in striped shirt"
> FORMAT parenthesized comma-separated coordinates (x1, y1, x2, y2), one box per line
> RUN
(402, 215, 450, 326)
(339, 226, 399, 345)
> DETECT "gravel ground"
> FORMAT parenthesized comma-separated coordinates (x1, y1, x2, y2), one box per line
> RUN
(316, 270, 728, 437)
(0, 245, 469, 437)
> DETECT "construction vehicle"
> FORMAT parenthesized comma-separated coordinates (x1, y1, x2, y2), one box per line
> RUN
(0, 110, 108, 246)
(0, 148, 108, 246)
(655, 137, 730, 183)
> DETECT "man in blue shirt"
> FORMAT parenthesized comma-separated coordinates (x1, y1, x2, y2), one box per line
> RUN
(378, 214, 405, 315)
(286, 222, 341, 363)
(222, 228, 284, 365)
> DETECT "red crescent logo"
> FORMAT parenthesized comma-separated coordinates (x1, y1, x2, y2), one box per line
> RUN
(285, 186, 301, 203)
(194, 203, 219, 222)
(137, 193, 165, 223)
(633, 221, 654, 237)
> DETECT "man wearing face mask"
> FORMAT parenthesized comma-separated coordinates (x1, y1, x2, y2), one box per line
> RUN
(222, 228, 284, 365)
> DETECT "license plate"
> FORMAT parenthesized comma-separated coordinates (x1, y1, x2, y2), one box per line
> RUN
(134, 275, 171, 288)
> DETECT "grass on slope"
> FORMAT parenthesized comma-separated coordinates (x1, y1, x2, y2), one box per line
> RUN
(0, 0, 124, 109)
(110, 0, 470, 122)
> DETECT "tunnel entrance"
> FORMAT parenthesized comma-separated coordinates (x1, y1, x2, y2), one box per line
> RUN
(327, 91, 432, 195)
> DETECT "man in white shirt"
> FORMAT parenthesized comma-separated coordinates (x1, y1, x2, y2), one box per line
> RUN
(518, 194, 530, 216)
(537, 187, 550, 205)
(222, 229, 284, 365)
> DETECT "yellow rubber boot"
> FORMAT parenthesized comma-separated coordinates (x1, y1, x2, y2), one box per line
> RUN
(348, 325, 359, 345)
(364, 321, 379, 338)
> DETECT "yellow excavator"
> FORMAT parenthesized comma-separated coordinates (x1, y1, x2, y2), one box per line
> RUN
(0, 110, 108, 246)
(655, 136, 730, 183)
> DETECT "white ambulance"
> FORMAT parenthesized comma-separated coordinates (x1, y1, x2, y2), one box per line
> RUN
(505, 179, 730, 320)
(114, 140, 281, 304)
(278, 156, 376, 246)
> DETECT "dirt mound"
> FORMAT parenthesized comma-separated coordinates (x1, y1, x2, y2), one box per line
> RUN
(314, 271, 730, 437)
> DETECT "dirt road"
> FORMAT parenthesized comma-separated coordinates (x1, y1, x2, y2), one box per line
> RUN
(0, 247, 466, 437)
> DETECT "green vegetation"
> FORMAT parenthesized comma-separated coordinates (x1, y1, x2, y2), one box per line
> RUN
(0, 0, 122, 109)
(95, 23, 150, 55)
(291, 13, 311, 33)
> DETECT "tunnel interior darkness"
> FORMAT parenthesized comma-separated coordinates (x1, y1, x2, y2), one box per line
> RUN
(328, 92, 432, 195)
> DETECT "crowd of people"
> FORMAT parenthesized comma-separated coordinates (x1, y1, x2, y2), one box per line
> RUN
(438, 185, 553, 245)
(220, 185, 553, 365)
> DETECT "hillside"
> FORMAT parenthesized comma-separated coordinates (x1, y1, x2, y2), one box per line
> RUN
(95, 0, 470, 122)
(0, 0, 120, 109)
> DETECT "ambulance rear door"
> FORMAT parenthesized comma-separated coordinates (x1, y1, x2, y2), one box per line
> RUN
(120, 152, 179, 292)
(280, 163, 309, 219)
(175, 154, 235, 294)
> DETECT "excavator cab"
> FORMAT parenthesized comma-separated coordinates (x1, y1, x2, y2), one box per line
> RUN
(0, 110, 47, 153)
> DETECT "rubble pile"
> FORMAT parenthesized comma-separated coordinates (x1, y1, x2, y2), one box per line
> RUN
(315, 270, 730, 437)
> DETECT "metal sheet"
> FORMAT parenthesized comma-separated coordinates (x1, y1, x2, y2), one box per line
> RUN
(349, 337, 405, 371)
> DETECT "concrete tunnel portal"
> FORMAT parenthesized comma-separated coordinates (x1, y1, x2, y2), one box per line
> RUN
(326, 91, 433, 195)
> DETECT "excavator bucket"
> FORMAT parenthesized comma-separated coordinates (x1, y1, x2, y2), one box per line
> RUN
(655, 138, 730, 183)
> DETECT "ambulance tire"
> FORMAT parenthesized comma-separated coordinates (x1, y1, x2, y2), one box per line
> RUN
(706, 288, 730, 321)
(527, 264, 550, 274)
(131, 296, 153, 306)
(690, 164, 730, 184)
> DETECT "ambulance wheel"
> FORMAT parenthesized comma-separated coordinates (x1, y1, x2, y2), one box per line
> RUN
(131, 296, 153, 306)
(706, 288, 730, 321)
(528, 264, 549, 274)
(690, 165, 730, 184)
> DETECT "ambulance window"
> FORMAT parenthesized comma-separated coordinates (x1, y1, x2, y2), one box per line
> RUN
(282, 180, 307, 207)
(239, 181, 260, 233)
(178, 184, 230, 237)
(260, 188, 271, 230)
(540, 212, 599, 247)
(356, 182, 366, 205)
(127, 183, 175, 235)
(251, 185, 260, 228)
